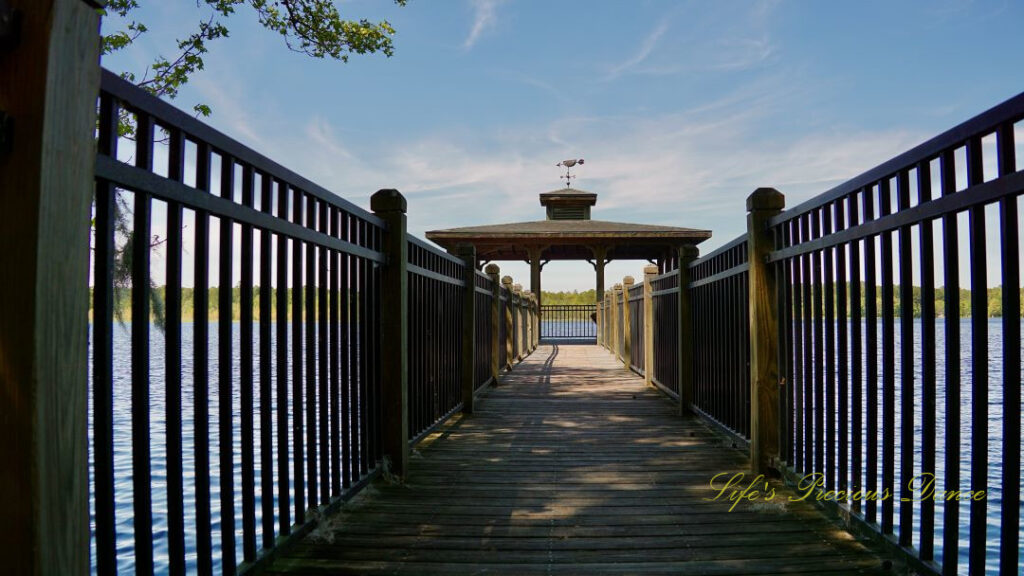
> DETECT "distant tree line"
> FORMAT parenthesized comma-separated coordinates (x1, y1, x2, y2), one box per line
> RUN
(89, 287, 362, 323)
(540, 285, 1024, 319)
(794, 284, 1024, 319)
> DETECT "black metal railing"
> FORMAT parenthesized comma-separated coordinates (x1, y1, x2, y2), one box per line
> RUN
(690, 236, 750, 440)
(627, 286, 644, 373)
(499, 286, 509, 368)
(407, 236, 463, 442)
(768, 91, 1024, 575)
(474, 271, 494, 390)
(539, 304, 596, 339)
(89, 68, 536, 576)
(599, 87, 1023, 576)
(650, 272, 679, 397)
(92, 69, 386, 576)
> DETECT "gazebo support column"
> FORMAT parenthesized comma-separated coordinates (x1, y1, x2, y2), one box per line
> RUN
(591, 245, 608, 302)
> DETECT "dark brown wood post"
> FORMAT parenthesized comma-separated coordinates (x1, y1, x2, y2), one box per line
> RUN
(678, 245, 699, 416)
(592, 245, 608, 301)
(502, 275, 514, 369)
(486, 264, 501, 384)
(528, 245, 542, 310)
(622, 276, 635, 369)
(458, 244, 477, 413)
(371, 189, 409, 479)
(643, 265, 658, 386)
(748, 187, 785, 474)
(0, 1, 99, 573)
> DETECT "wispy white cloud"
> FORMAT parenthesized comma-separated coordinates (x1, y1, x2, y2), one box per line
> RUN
(605, 1, 778, 79)
(604, 20, 669, 80)
(180, 82, 928, 290)
(464, 0, 502, 49)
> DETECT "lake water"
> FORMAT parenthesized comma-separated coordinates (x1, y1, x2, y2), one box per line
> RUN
(88, 319, 1021, 575)
(88, 322, 347, 575)
(803, 318, 1023, 575)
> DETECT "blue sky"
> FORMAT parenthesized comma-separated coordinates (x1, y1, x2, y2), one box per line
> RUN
(102, 0, 1024, 291)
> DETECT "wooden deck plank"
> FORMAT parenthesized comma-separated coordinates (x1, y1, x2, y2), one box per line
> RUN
(265, 343, 903, 575)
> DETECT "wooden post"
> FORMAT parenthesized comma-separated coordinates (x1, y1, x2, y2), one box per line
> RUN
(486, 264, 501, 384)
(513, 284, 523, 360)
(532, 293, 539, 350)
(622, 276, 635, 369)
(371, 189, 409, 479)
(528, 244, 542, 311)
(528, 291, 536, 350)
(0, 1, 100, 573)
(502, 276, 514, 369)
(592, 245, 608, 301)
(605, 291, 612, 350)
(524, 290, 532, 354)
(748, 188, 785, 474)
(612, 283, 623, 362)
(592, 244, 607, 344)
(643, 265, 658, 387)
(678, 245, 699, 416)
(525, 292, 534, 351)
(607, 288, 615, 354)
(458, 244, 477, 414)
(530, 293, 537, 351)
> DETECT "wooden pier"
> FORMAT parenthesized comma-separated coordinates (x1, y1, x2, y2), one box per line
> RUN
(6, 4, 1023, 574)
(266, 343, 899, 575)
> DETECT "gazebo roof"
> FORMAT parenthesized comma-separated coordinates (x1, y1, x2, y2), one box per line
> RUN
(426, 219, 711, 261)
(424, 182, 711, 261)
(538, 187, 598, 206)
(427, 218, 709, 238)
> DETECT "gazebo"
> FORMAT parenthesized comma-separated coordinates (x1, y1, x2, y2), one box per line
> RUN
(425, 186, 712, 305)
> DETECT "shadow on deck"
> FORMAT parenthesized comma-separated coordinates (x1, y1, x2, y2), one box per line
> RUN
(266, 344, 901, 575)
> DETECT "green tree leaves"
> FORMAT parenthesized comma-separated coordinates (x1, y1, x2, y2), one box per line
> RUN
(101, 0, 408, 116)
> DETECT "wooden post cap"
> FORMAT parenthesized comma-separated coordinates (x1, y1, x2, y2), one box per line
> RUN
(370, 189, 407, 213)
(623, 276, 635, 286)
(680, 245, 700, 259)
(644, 265, 659, 276)
(501, 275, 513, 285)
(613, 283, 622, 291)
(485, 263, 500, 274)
(746, 187, 785, 212)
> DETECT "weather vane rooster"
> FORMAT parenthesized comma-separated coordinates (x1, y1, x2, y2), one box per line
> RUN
(557, 158, 584, 188)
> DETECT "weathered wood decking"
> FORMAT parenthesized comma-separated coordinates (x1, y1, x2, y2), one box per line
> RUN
(266, 343, 900, 575)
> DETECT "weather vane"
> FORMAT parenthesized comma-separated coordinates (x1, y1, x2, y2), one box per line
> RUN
(556, 158, 584, 188)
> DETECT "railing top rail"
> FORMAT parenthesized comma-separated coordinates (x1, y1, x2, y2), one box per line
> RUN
(407, 234, 465, 267)
(99, 68, 384, 229)
(688, 233, 746, 267)
(769, 89, 1024, 228)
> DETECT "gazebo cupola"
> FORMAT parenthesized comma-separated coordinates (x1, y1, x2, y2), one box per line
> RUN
(539, 187, 597, 220)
